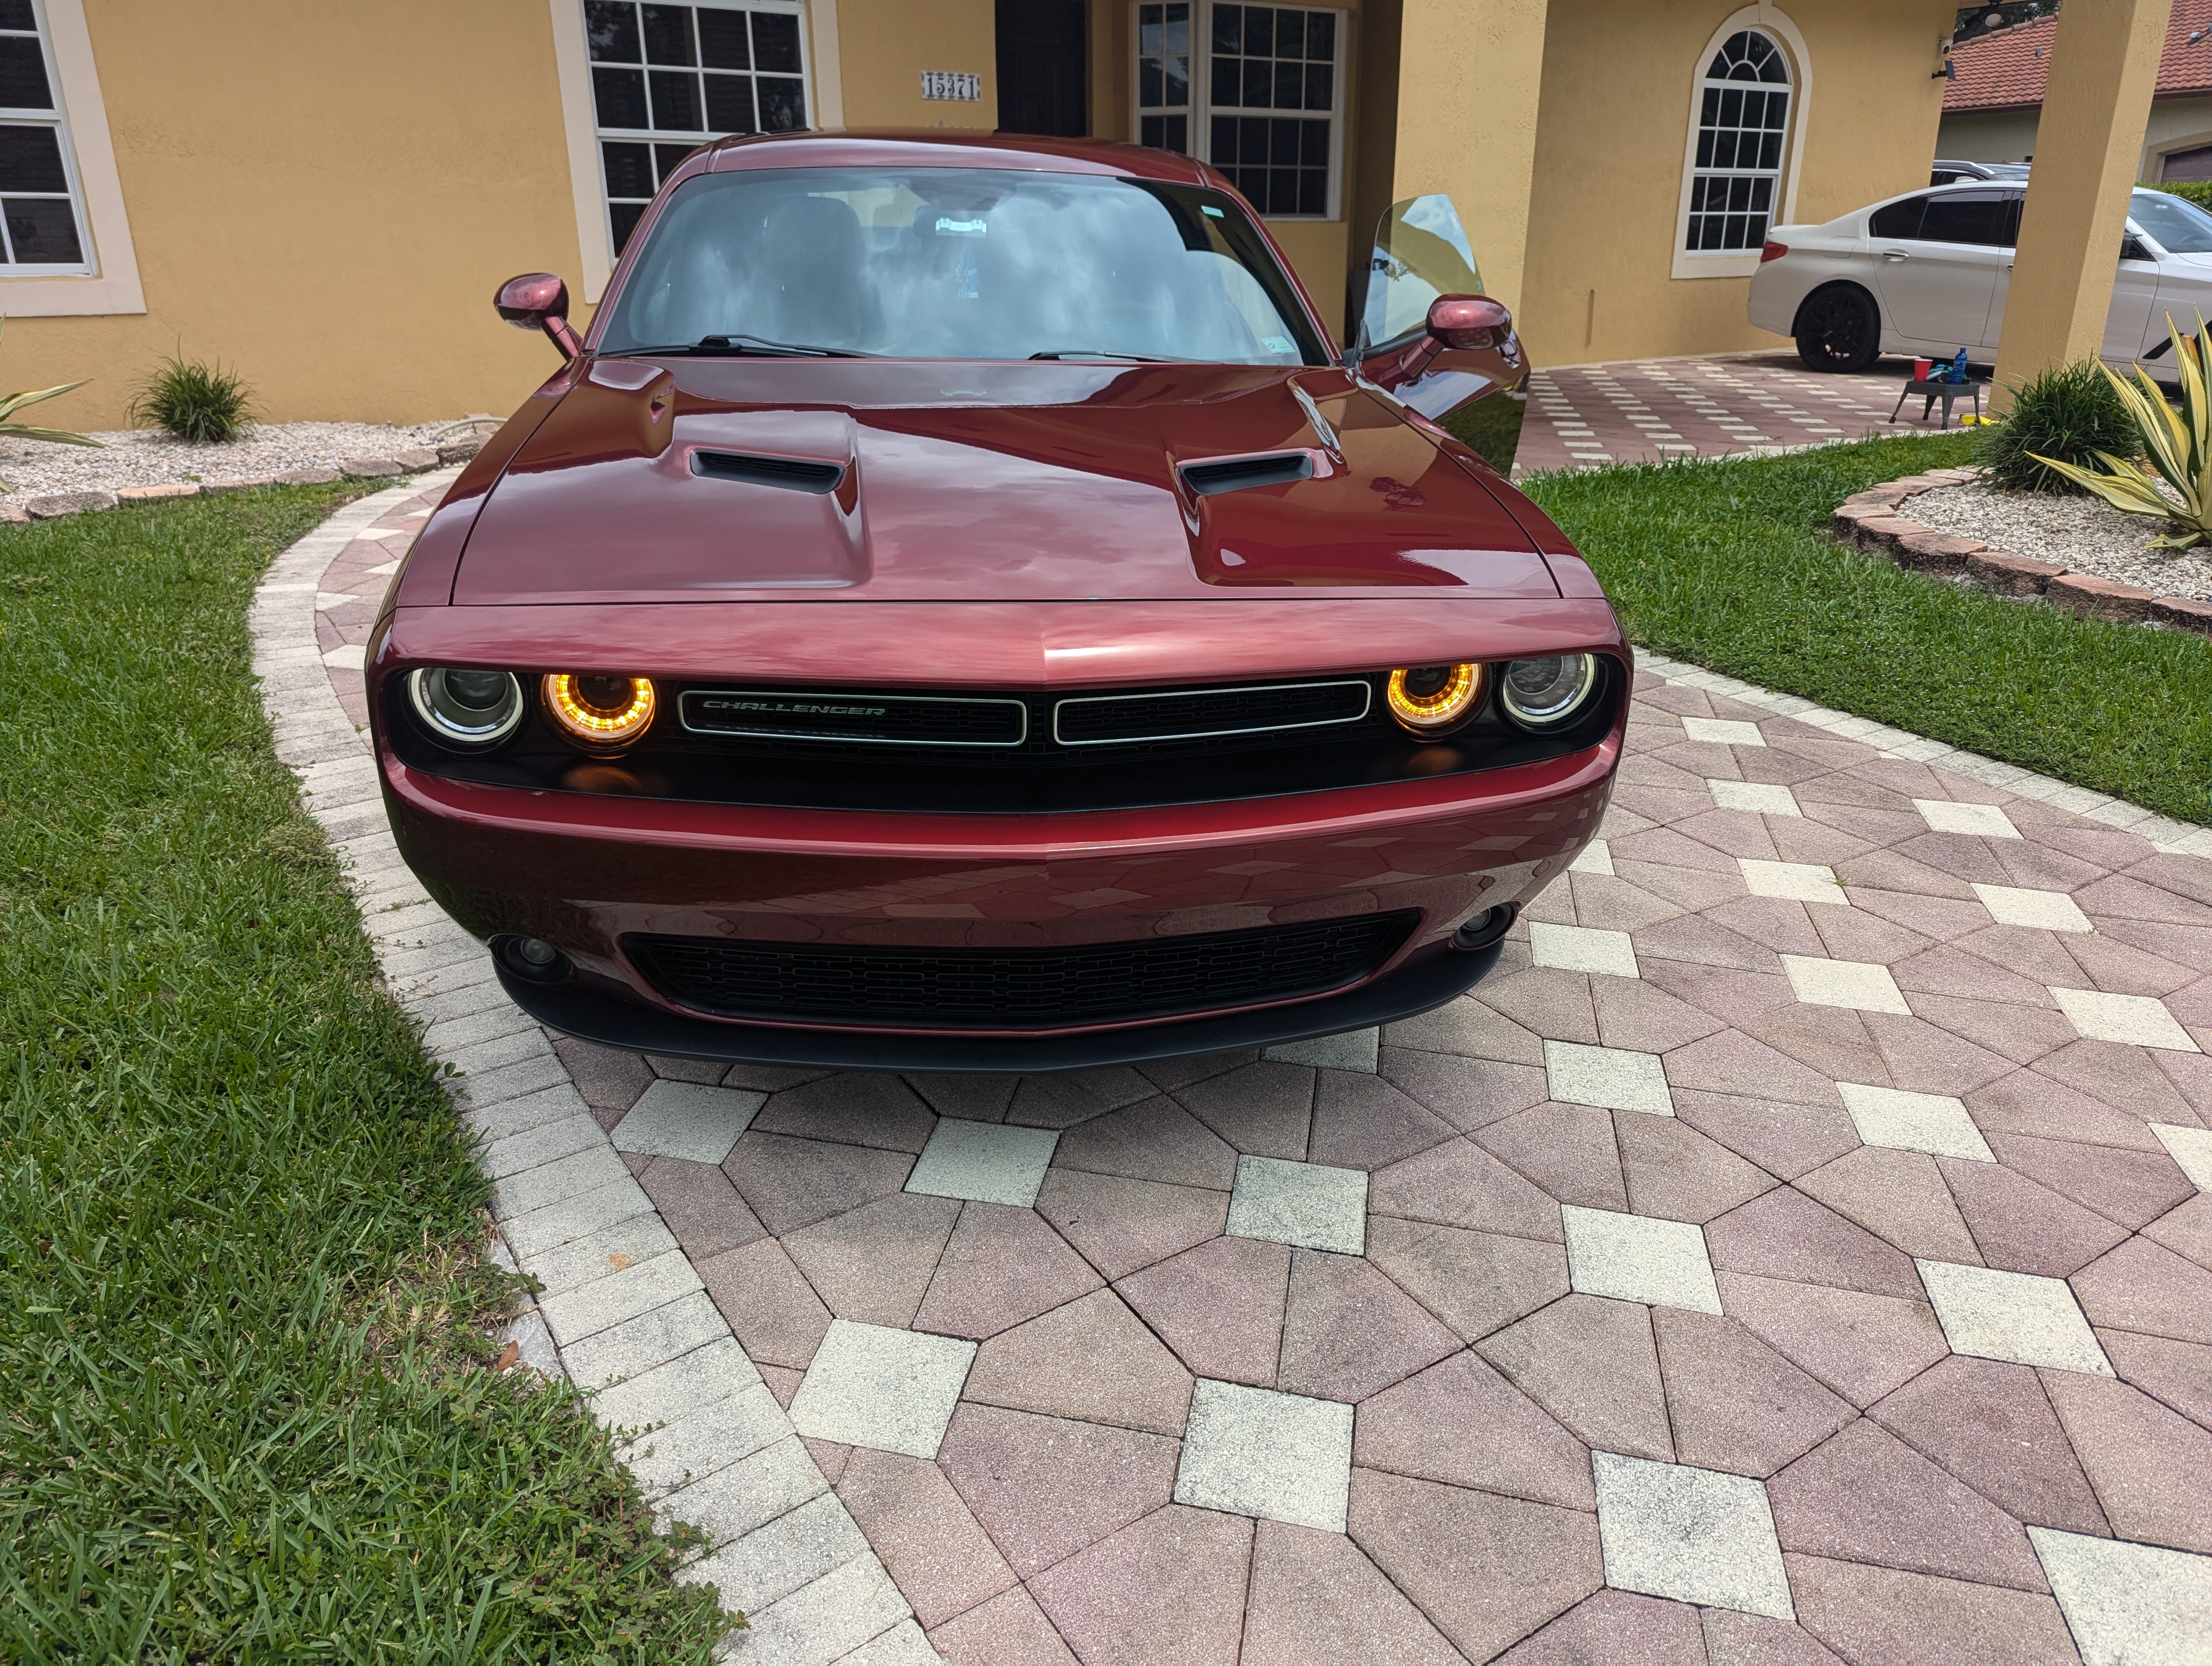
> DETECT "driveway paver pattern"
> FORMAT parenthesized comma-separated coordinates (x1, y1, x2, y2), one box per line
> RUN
(274, 478, 2212, 1665)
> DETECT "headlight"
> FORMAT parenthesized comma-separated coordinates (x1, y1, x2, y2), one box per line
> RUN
(1500, 654, 1600, 729)
(408, 667, 525, 749)
(1386, 663, 1483, 735)
(544, 673, 656, 747)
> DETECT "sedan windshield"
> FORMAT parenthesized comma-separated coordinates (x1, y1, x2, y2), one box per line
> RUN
(597, 166, 1329, 364)
(2131, 189, 2212, 255)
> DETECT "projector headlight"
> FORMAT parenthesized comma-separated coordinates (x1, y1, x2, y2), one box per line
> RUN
(1386, 663, 1483, 736)
(1499, 655, 1600, 731)
(408, 668, 525, 749)
(544, 673, 656, 748)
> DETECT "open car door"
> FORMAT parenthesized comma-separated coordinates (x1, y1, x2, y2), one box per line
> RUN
(1354, 194, 1529, 475)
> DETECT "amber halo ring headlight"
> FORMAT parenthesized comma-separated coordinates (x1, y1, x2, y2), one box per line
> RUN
(408, 668, 526, 749)
(1500, 654, 1600, 731)
(1386, 663, 1484, 736)
(544, 672, 657, 748)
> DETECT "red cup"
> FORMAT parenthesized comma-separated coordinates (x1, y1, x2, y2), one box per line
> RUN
(1913, 357, 1933, 382)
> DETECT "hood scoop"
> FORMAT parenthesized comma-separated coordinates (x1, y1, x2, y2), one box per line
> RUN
(1180, 452, 1315, 497)
(693, 449, 847, 495)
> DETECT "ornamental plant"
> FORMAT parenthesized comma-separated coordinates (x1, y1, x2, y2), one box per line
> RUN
(2030, 313, 2212, 548)
(0, 314, 101, 485)
(1975, 358, 2134, 493)
(127, 351, 254, 443)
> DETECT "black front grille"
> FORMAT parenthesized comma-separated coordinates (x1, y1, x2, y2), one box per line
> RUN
(680, 689, 1027, 746)
(627, 910, 1420, 1029)
(1054, 680, 1370, 745)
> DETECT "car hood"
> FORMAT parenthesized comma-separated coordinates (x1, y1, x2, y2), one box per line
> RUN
(450, 359, 1556, 605)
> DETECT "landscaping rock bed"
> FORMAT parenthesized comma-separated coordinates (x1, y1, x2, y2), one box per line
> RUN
(0, 419, 495, 523)
(1831, 466, 2212, 633)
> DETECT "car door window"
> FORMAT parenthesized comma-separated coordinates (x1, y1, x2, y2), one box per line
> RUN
(1916, 191, 2009, 246)
(1869, 196, 1925, 239)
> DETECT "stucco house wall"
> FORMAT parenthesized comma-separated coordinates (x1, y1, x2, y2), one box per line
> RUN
(1939, 95, 2212, 176)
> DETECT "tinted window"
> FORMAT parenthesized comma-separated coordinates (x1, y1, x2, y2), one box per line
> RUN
(2131, 188, 2212, 254)
(1918, 191, 2010, 246)
(1869, 195, 1924, 239)
(599, 165, 1331, 364)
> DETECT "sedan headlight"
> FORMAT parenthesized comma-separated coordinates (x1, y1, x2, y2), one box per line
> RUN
(1499, 654, 1600, 730)
(544, 673, 657, 747)
(408, 668, 525, 749)
(1386, 663, 1484, 735)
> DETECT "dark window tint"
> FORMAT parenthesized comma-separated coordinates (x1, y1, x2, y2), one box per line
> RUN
(586, 1, 641, 62)
(698, 9, 749, 68)
(1918, 191, 2008, 246)
(593, 65, 648, 128)
(5, 195, 78, 262)
(601, 139, 654, 198)
(654, 142, 698, 183)
(0, 33, 49, 109)
(0, 121, 63, 193)
(751, 11, 802, 73)
(648, 68, 701, 129)
(1868, 196, 1925, 239)
(609, 199, 648, 257)
(705, 73, 756, 132)
(757, 75, 806, 131)
(641, 4, 696, 63)
(0, 1, 36, 29)
(996, 0, 1089, 138)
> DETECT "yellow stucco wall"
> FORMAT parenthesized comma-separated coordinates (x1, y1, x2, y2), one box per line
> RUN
(1518, 0, 1957, 367)
(11, 0, 591, 431)
(834, 0, 999, 129)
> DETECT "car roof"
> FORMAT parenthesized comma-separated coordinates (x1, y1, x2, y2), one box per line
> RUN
(694, 127, 1216, 186)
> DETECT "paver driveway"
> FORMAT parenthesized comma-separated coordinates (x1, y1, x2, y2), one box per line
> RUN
(282, 478, 2212, 1666)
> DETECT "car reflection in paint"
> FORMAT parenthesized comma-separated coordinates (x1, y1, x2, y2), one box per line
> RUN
(369, 131, 1624, 1072)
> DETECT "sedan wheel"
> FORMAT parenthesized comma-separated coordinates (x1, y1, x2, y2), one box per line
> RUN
(1795, 286, 1880, 373)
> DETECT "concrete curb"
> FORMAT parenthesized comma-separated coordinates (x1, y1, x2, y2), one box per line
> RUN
(249, 475, 940, 1665)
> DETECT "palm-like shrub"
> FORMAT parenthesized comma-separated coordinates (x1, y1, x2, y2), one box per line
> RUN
(128, 354, 253, 443)
(1976, 358, 2135, 492)
(2030, 316, 2212, 548)
(0, 315, 101, 485)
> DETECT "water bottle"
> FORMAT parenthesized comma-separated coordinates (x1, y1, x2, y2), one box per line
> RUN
(1951, 348, 1969, 383)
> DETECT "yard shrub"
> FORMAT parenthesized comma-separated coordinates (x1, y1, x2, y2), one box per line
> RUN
(2149, 178, 2212, 213)
(1976, 357, 2136, 491)
(0, 488, 733, 1661)
(127, 352, 255, 442)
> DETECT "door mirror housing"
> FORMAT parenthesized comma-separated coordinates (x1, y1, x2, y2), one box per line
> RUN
(1429, 294, 1513, 351)
(496, 272, 584, 361)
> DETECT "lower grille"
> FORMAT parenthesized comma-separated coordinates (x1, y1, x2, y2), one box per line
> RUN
(627, 911, 1420, 1030)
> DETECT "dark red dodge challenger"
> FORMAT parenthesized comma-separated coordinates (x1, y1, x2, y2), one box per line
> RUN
(370, 130, 1624, 1072)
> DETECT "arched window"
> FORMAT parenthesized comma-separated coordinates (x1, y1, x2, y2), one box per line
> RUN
(1684, 29, 1791, 253)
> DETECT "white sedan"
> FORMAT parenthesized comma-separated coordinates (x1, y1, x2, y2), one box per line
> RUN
(1749, 182, 2212, 373)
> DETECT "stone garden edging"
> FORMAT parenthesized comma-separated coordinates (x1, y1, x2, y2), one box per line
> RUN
(1831, 468, 2212, 634)
(0, 435, 487, 525)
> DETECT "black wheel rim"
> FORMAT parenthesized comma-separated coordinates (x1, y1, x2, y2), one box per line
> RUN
(1805, 293, 1869, 366)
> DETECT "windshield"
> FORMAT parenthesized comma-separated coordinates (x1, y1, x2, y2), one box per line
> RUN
(2131, 189, 2212, 254)
(597, 165, 1330, 364)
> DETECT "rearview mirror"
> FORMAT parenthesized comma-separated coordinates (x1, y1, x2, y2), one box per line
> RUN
(1429, 294, 1513, 351)
(495, 272, 583, 361)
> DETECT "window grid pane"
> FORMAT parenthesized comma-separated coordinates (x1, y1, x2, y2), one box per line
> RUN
(1204, 4, 1334, 217)
(0, 5, 83, 270)
(1684, 28, 1788, 254)
(589, 2, 808, 257)
(1136, 3, 1192, 153)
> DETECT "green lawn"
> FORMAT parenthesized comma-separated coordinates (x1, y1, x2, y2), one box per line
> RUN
(0, 489, 730, 1662)
(1525, 434, 2212, 826)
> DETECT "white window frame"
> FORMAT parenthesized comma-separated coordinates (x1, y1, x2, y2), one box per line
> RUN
(551, 0, 813, 303)
(0, 0, 142, 315)
(1669, 4, 1811, 281)
(1130, 2, 1346, 224)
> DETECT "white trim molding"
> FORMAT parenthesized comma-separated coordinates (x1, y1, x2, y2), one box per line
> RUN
(1669, 4, 1812, 282)
(807, 0, 843, 129)
(550, 0, 616, 305)
(2, 0, 142, 316)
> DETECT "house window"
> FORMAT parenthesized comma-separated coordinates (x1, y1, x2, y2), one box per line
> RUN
(586, 1, 808, 258)
(1135, 2, 1341, 220)
(0, 0, 87, 271)
(1683, 28, 1791, 253)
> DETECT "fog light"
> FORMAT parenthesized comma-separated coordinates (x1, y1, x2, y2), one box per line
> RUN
(408, 668, 525, 749)
(498, 935, 571, 982)
(1386, 663, 1483, 735)
(1452, 905, 1516, 950)
(545, 672, 655, 747)
(1500, 655, 1599, 731)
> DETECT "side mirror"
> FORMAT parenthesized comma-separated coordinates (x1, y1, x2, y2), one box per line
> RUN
(1429, 294, 1513, 351)
(495, 272, 583, 361)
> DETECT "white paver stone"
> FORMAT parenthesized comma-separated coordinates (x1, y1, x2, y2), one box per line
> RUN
(789, 1321, 976, 1459)
(1563, 1205, 1721, 1313)
(657, 1434, 829, 1546)
(833, 1620, 944, 1666)
(1740, 859, 1847, 906)
(2153, 1122, 2212, 1191)
(590, 1335, 766, 1432)
(904, 1118, 1060, 1207)
(1682, 717, 1766, 747)
(677, 1494, 872, 1614)
(492, 1143, 633, 1220)
(538, 1251, 705, 1349)
(480, 1113, 608, 1180)
(1545, 1040, 1673, 1115)
(523, 1209, 683, 1299)
(2029, 1526, 2212, 1666)
(1838, 1082, 1994, 1162)
(1264, 1027, 1380, 1072)
(619, 1380, 788, 1498)
(501, 1178, 657, 1261)
(1782, 954, 1911, 1015)
(2051, 988, 2201, 1053)
(1530, 922, 1641, 979)
(737, 1555, 913, 1666)
(1568, 838, 1614, 876)
(1972, 882, 2093, 933)
(1708, 779, 1800, 817)
(1914, 798, 2021, 838)
(1917, 1260, 2113, 1376)
(559, 1289, 729, 1390)
(609, 1079, 765, 1164)
(1226, 1155, 1367, 1254)
(1173, 1379, 1354, 1532)
(1593, 1453, 1792, 1619)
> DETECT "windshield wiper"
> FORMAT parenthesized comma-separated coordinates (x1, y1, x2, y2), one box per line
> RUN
(1028, 348, 1189, 362)
(613, 334, 873, 358)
